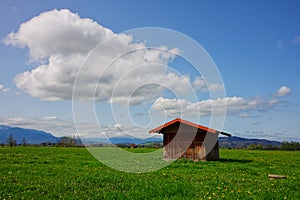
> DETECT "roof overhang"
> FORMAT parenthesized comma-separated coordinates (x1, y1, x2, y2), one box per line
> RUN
(149, 118, 231, 137)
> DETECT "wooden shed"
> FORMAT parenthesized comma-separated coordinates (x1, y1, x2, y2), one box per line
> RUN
(149, 118, 231, 161)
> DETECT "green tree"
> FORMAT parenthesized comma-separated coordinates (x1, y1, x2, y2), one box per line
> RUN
(58, 136, 78, 147)
(247, 143, 256, 150)
(247, 143, 264, 150)
(281, 141, 300, 150)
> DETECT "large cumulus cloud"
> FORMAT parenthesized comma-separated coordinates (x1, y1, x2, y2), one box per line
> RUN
(4, 9, 209, 104)
(4, 9, 113, 60)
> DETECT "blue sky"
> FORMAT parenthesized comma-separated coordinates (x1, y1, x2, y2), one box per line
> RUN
(0, 0, 299, 141)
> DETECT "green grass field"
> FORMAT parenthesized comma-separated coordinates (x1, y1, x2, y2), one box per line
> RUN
(0, 147, 299, 199)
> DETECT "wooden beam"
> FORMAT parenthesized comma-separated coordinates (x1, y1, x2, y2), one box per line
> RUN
(268, 174, 287, 180)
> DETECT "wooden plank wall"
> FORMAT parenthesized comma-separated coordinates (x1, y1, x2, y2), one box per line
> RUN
(162, 123, 220, 161)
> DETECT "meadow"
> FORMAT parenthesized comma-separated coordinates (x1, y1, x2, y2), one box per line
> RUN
(0, 147, 299, 199)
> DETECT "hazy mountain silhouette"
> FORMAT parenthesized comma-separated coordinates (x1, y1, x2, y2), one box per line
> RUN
(219, 136, 281, 148)
(0, 125, 59, 144)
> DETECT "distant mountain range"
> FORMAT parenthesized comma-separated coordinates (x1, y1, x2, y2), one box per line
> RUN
(0, 125, 282, 148)
(219, 136, 282, 148)
(0, 125, 59, 144)
(0, 125, 162, 145)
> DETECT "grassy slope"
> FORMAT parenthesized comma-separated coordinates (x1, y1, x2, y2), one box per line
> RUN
(0, 147, 299, 199)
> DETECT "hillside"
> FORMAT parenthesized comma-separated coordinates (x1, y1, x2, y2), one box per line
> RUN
(219, 136, 282, 148)
(0, 125, 59, 144)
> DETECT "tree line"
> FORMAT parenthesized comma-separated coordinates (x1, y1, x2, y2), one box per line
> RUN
(2, 134, 300, 150)
(2, 134, 83, 147)
(281, 141, 300, 150)
(246, 141, 300, 150)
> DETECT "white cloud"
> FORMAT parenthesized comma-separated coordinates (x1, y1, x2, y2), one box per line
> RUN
(4, 9, 113, 61)
(192, 76, 224, 92)
(152, 96, 264, 117)
(0, 117, 76, 137)
(0, 116, 154, 138)
(14, 91, 22, 96)
(113, 123, 123, 129)
(292, 35, 300, 44)
(243, 131, 299, 142)
(4, 9, 209, 105)
(0, 116, 107, 137)
(268, 99, 280, 106)
(239, 113, 250, 118)
(0, 84, 9, 93)
(102, 123, 157, 138)
(43, 116, 57, 120)
(273, 86, 291, 97)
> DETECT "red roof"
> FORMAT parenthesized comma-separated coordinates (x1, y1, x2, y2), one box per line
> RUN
(148, 118, 231, 137)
